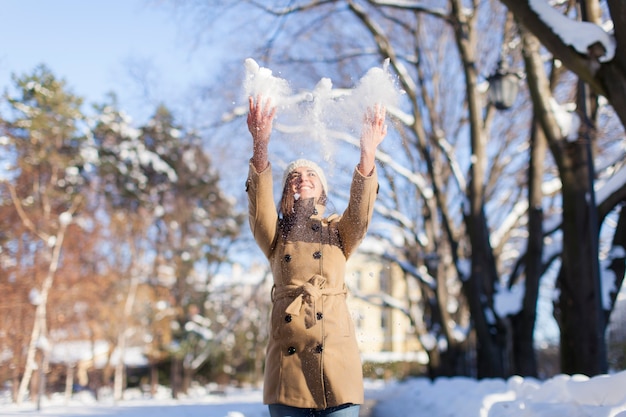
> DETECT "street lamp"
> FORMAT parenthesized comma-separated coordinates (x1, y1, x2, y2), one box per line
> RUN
(487, 61, 520, 110)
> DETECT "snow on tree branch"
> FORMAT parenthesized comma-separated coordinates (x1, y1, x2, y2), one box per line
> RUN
(529, 0, 615, 62)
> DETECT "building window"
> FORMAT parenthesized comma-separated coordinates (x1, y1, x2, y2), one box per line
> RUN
(380, 267, 390, 293)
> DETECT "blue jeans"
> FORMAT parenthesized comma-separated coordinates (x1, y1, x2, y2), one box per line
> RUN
(268, 403, 361, 417)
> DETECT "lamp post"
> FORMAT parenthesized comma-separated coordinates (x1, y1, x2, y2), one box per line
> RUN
(487, 61, 520, 110)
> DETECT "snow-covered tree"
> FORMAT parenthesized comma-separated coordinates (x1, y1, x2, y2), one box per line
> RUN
(499, 0, 626, 377)
(91, 102, 243, 397)
(0, 65, 87, 403)
(0, 64, 247, 402)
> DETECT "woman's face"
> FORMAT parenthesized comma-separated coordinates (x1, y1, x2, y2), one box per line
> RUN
(288, 166, 324, 201)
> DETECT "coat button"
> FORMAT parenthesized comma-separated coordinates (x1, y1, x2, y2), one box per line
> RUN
(313, 251, 321, 259)
(312, 223, 320, 232)
(287, 346, 296, 355)
(315, 344, 324, 353)
(284, 254, 292, 262)
(316, 312, 323, 320)
(285, 314, 292, 323)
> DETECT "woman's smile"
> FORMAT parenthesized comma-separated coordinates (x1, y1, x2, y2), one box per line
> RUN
(290, 167, 322, 200)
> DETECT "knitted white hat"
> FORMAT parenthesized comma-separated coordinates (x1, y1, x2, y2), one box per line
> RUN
(282, 159, 328, 194)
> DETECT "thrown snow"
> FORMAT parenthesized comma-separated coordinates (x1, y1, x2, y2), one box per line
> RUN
(242, 58, 402, 165)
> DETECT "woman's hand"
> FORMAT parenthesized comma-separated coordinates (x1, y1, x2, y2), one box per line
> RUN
(358, 104, 387, 176)
(248, 95, 276, 172)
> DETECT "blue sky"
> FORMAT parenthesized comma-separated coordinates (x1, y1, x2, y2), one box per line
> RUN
(0, 0, 214, 122)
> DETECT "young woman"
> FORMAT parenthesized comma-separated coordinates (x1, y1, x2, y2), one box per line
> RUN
(246, 94, 387, 417)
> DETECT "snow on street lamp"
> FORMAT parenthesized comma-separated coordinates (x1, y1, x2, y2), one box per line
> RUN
(487, 61, 520, 110)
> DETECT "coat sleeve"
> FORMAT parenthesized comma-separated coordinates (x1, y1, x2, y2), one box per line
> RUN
(246, 161, 278, 258)
(336, 166, 378, 258)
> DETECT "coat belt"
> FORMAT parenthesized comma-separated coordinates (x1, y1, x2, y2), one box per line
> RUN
(272, 275, 347, 328)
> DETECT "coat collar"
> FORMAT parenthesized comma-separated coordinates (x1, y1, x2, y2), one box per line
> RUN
(292, 197, 326, 220)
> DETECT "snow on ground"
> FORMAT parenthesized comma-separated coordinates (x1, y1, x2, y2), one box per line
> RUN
(2, 371, 626, 417)
(0, 384, 267, 417)
(372, 370, 626, 417)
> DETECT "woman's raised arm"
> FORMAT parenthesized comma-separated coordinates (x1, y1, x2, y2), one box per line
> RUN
(357, 104, 387, 176)
(247, 95, 276, 172)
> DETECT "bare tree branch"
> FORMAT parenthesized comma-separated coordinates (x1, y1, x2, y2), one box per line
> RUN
(4, 182, 50, 242)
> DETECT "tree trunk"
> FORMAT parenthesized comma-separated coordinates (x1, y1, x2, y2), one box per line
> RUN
(113, 351, 125, 401)
(450, 0, 508, 379)
(11, 368, 19, 402)
(426, 348, 441, 380)
(465, 209, 507, 378)
(171, 356, 181, 399)
(509, 27, 553, 378)
(183, 364, 193, 394)
(510, 110, 547, 376)
(16, 226, 68, 404)
(114, 251, 140, 401)
(606, 207, 626, 316)
(37, 348, 49, 411)
(150, 362, 159, 397)
(510, 211, 541, 376)
(64, 364, 74, 405)
(555, 136, 607, 375)
(18, 303, 44, 404)
(29, 357, 40, 405)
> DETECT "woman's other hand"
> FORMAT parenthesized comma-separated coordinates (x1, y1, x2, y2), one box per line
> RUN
(248, 95, 276, 172)
(358, 104, 387, 176)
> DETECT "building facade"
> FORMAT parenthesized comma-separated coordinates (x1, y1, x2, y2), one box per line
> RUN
(345, 252, 422, 363)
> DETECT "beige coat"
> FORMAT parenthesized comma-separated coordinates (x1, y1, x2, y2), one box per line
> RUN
(246, 161, 378, 410)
